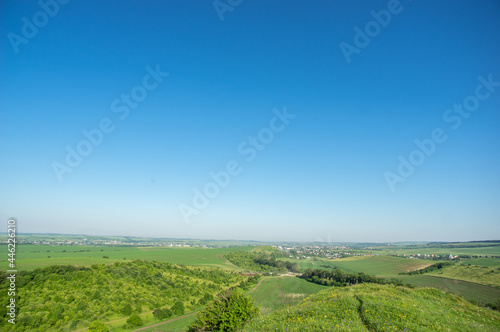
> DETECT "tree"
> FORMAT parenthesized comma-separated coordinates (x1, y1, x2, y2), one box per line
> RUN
(188, 288, 259, 332)
(89, 321, 109, 332)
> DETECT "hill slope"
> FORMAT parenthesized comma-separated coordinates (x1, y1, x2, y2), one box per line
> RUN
(428, 264, 500, 288)
(242, 283, 500, 331)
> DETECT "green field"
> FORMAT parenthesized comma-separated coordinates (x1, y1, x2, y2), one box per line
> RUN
(458, 258, 500, 267)
(0, 244, 254, 271)
(248, 276, 329, 315)
(368, 245, 500, 256)
(284, 256, 433, 276)
(396, 275, 500, 305)
(126, 312, 198, 332)
(428, 264, 500, 288)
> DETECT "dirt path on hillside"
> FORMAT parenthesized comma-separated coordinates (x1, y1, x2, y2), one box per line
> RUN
(132, 275, 267, 332)
(217, 255, 241, 270)
(246, 276, 269, 295)
(73, 310, 156, 331)
(132, 311, 199, 332)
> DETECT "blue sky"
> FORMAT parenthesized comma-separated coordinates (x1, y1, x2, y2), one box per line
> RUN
(1, 0, 499, 242)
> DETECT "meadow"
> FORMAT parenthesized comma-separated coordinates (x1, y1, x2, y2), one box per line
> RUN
(248, 276, 329, 315)
(458, 257, 500, 267)
(133, 313, 198, 332)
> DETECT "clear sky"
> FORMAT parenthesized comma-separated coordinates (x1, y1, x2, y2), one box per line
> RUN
(1, 0, 499, 242)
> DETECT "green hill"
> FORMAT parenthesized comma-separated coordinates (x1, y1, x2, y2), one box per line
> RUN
(242, 283, 500, 331)
(0, 260, 251, 331)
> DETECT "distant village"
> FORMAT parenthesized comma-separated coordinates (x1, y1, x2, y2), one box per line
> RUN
(390, 253, 459, 260)
(274, 244, 366, 259)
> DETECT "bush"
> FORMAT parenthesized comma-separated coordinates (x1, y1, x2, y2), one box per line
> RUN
(198, 293, 214, 305)
(171, 300, 185, 316)
(153, 307, 172, 319)
(121, 303, 132, 316)
(126, 314, 143, 326)
(89, 320, 109, 332)
(188, 288, 259, 332)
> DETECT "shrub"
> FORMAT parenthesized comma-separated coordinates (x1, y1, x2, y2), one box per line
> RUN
(126, 314, 143, 326)
(188, 288, 258, 332)
(171, 300, 185, 316)
(153, 307, 172, 319)
(121, 303, 132, 316)
(89, 320, 109, 332)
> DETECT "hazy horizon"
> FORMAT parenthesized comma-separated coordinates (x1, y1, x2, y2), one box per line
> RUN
(1, 1, 499, 243)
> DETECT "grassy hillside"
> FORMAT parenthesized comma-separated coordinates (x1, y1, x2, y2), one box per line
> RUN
(0, 244, 254, 271)
(248, 277, 329, 315)
(242, 283, 500, 331)
(284, 256, 433, 276)
(428, 264, 500, 288)
(369, 245, 500, 257)
(396, 275, 500, 305)
(328, 256, 433, 276)
(126, 312, 198, 332)
(458, 258, 500, 267)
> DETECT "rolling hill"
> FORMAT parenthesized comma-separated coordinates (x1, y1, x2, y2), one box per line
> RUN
(242, 283, 500, 331)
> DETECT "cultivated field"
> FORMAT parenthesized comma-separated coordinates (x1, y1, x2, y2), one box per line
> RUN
(367, 245, 500, 257)
(0, 244, 254, 271)
(282, 255, 433, 276)
(397, 275, 500, 305)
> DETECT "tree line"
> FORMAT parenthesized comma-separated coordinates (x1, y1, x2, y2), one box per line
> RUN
(398, 262, 453, 275)
(300, 268, 411, 288)
(224, 251, 300, 273)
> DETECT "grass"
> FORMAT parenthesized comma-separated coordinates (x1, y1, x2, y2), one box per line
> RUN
(248, 276, 329, 315)
(458, 258, 500, 268)
(0, 244, 254, 271)
(328, 256, 433, 276)
(242, 283, 500, 331)
(135, 313, 198, 332)
(396, 275, 500, 305)
(368, 245, 500, 256)
(284, 256, 433, 276)
(428, 264, 500, 288)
